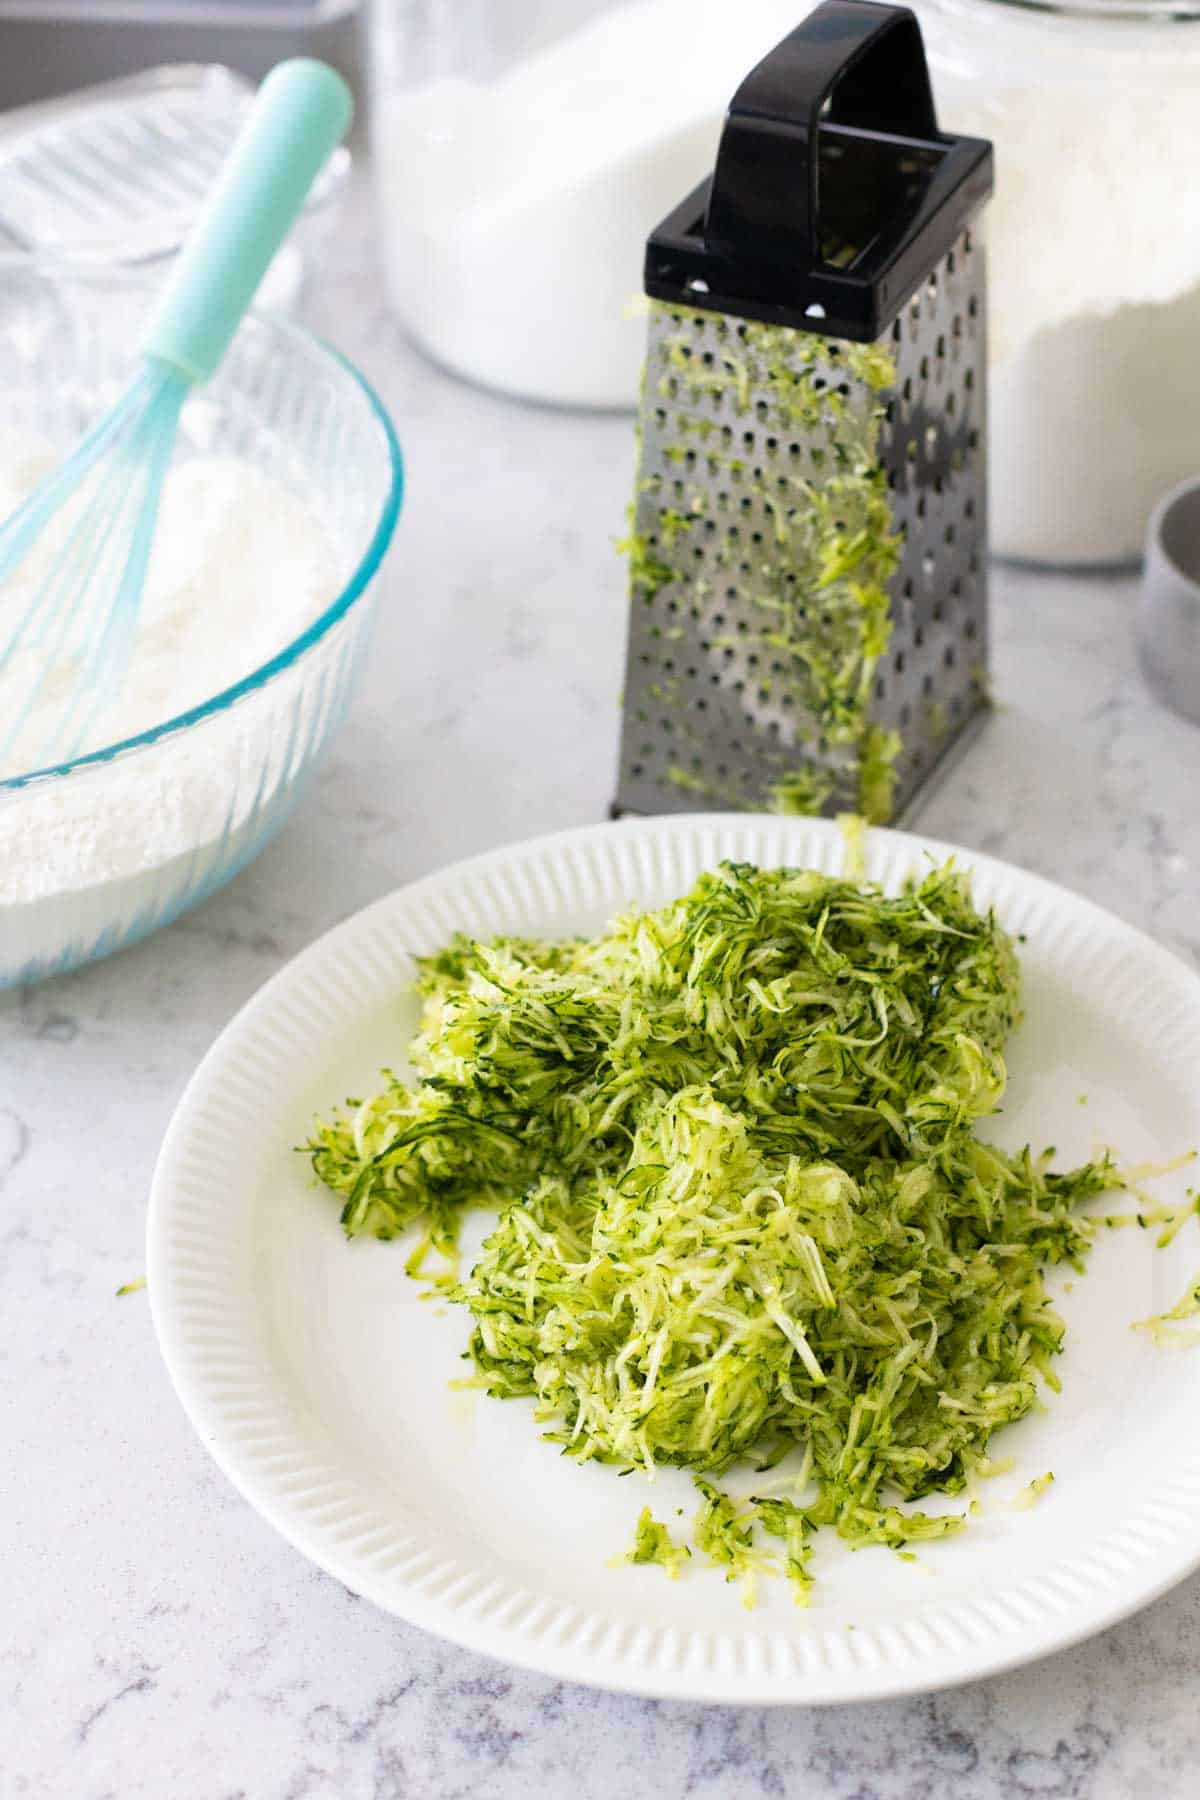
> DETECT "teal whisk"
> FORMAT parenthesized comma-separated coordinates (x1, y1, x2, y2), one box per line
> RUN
(0, 58, 353, 776)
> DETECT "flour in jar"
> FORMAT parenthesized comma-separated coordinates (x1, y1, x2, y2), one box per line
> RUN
(0, 449, 338, 904)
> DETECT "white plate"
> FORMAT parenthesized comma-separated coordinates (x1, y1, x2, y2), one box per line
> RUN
(148, 816, 1200, 1705)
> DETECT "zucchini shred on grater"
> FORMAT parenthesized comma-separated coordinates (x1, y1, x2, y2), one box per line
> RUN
(614, 0, 994, 824)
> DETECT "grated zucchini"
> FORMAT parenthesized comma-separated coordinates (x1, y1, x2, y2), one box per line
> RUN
(305, 858, 1185, 1596)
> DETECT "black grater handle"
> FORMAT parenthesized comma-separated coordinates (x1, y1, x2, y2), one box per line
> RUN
(705, 0, 939, 269)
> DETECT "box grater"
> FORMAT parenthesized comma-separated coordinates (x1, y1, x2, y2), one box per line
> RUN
(614, 0, 994, 825)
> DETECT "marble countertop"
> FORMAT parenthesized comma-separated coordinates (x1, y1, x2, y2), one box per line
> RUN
(7, 174, 1200, 1800)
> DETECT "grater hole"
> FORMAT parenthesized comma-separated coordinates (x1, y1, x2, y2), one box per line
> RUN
(923, 551, 936, 586)
(919, 355, 930, 381)
(892, 318, 903, 344)
(944, 645, 957, 669)
(922, 673, 934, 697)
(893, 649, 906, 675)
(936, 335, 946, 361)
(968, 295, 979, 319)
(924, 425, 939, 459)
(899, 703, 912, 728)
(964, 618, 977, 641)
(875, 677, 886, 701)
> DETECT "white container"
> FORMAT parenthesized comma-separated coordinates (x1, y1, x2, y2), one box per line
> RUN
(366, 0, 806, 408)
(914, 0, 1200, 565)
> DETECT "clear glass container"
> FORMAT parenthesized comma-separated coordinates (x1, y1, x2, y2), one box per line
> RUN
(913, 0, 1200, 565)
(0, 269, 402, 988)
(365, 0, 808, 408)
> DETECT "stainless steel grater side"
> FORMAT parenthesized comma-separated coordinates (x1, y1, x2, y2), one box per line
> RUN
(614, 0, 994, 825)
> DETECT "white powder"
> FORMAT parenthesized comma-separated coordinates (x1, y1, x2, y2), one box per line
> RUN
(372, 0, 802, 407)
(0, 453, 337, 909)
(915, 2, 1200, 562)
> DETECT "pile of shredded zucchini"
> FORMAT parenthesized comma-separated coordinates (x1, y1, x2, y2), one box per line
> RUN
(307, 860, 1191, 1597)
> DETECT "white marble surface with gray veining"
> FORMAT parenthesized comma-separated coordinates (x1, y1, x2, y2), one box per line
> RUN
(5, 173, 1200, 1800)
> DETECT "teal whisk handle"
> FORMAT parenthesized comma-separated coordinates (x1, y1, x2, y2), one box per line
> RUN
(143, 59, 353, 385)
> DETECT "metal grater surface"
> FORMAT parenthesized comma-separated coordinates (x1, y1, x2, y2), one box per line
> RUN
(615, 227, 988, 824)
(0, 64, 348, 264)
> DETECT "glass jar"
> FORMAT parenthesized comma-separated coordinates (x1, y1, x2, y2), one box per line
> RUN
(913, 0, 1200, 565)
(365, 0, 808, 408)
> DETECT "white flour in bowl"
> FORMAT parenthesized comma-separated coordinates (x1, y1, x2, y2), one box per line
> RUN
(0, 452, 337, 907)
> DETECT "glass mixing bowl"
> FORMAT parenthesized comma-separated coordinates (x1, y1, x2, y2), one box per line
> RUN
(0, 270, 403, 988)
